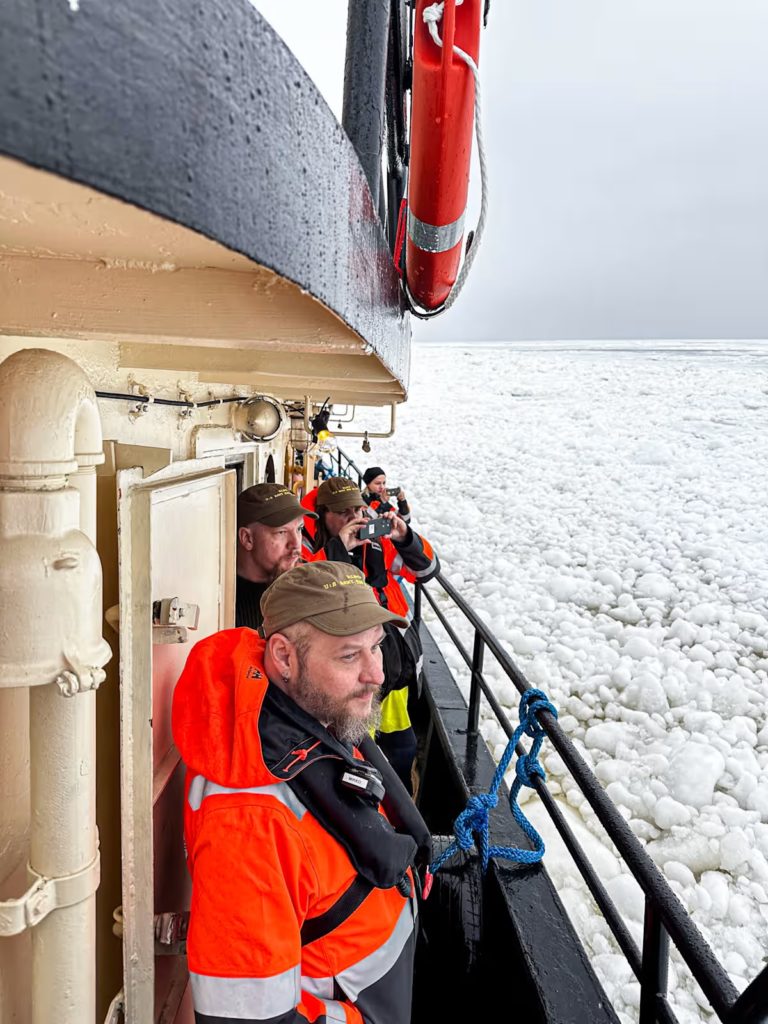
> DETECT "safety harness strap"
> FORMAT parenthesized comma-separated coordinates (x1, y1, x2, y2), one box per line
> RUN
(300, 876, 374, 946)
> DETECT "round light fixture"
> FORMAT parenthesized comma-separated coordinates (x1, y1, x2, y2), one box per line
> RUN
(237, 397, 284, 442)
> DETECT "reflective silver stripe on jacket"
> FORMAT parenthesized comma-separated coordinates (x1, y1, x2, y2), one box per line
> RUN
(411, 553, 438, 579)
(187, 774, 307, 820)
(190, 965, 300, 1018)
(407, 209, 465, 253)
(322, 1000, 349, 1023)
(303, 898, 416, 1004)
(302, 973, 334, 1001)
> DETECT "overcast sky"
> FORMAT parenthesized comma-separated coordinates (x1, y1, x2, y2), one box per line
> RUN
(252, 1, 768, 342)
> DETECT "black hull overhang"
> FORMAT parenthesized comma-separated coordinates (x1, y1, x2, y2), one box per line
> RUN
(0, 0, 410, 404)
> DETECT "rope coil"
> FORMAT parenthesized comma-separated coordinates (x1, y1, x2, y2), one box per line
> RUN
(429, 688, 558, 876)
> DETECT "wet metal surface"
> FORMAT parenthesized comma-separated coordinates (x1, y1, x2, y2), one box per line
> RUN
(342, 0, 390, 219)
(0, 0, 409, 386)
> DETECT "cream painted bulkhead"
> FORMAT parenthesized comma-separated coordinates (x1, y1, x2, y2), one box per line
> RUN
(0, 229, 388, 1022)
(0, 1, 410, 1016)
(0, 107, 408, 1024)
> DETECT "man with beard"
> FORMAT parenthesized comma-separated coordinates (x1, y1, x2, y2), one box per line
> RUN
(235, 482, 317, 629)
(173, 562, 431, 1024)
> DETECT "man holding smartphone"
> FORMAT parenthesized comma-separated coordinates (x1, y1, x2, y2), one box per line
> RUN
(301, 477, 439, 792)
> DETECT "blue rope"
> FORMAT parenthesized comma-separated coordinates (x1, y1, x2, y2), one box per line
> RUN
(430, 688, 558, 875)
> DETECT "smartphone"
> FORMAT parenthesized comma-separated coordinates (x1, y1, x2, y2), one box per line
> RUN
(358, 517, 392, 541)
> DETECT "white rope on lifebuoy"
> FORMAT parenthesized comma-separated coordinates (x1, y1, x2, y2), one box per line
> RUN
(421, 1, 488, 311)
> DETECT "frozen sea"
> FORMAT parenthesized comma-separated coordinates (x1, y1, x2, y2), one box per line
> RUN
(372, 340, 768, 1023)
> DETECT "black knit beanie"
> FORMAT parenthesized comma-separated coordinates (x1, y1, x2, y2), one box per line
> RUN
(362, 466, 385, 485)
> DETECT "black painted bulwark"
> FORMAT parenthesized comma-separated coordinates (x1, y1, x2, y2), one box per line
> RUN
(0, 0, 409, 385)
(415, 626, 620, 1023)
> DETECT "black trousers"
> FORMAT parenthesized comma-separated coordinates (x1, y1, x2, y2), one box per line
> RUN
(377, 726, 417, 796)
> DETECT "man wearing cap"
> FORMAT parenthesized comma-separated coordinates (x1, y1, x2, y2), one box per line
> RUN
(362, 466, 411, 524)
(235, 483, 317, 630)
(301, 477, 439, 793)
(173, 562, 431, 1024)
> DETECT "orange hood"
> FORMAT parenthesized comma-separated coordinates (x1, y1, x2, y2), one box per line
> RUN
(172, 627, 279, 789)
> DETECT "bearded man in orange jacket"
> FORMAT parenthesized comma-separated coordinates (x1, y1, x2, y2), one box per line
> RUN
(173, 561, 431, 1024)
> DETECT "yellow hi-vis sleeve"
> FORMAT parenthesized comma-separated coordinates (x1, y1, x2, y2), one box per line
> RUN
(378, 686, 412, 735)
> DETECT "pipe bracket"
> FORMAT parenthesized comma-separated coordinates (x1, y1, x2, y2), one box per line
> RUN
(0, 852, 101, 936)
(55, 649, 108, 696)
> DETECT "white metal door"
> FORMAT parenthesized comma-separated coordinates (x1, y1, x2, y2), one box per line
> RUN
(116, 457, 235, 1024)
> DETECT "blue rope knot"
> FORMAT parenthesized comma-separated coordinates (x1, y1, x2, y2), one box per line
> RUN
(515, 751, 545, 787)
(429, 687, 559, 876)
(453, 791, 498, 850)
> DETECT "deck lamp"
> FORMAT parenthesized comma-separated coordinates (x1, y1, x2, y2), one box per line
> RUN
(237, 396, 284, 442)
(310, 399, 333, 443)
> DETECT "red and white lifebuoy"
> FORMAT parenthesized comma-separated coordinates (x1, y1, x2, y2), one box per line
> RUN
(405, 0, 482, 312)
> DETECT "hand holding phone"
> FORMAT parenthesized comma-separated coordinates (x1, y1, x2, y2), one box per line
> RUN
(339, 515, 370, 551)
(358, 517, 393, 541)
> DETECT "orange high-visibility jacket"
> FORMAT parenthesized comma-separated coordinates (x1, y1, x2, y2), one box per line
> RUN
(300, 488, 439, 619)
(172, 628, 430, 1024)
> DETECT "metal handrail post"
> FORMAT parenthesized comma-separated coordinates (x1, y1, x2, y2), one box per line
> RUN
(728, 963, 768, 1024)
(639, 898, 670, 1024)
(467, 631, 484, 735)
(413, 582, 422, 626)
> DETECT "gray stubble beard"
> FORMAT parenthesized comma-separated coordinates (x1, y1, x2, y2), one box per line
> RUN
(292, 664, 383, 745)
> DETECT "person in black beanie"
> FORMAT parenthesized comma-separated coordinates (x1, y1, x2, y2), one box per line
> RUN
(362, 466, 411, 524)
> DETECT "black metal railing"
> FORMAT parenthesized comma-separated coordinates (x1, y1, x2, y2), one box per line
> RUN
(413, 573, 766, 1024)
(333, 447, 364, 487)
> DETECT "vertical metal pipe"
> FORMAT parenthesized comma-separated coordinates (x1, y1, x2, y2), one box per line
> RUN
(0, 350, 109, 1024)
(467, 632, 484, 734)
(31, 458, 103, 1024)
(30, 687, 98, 1024)
(639, 897, 670, 1024)
(413, 583, 422, 627)
(729, 963, 768, 1024)
(70, 465, 97, 544)
(0, 688, 31, 1019)
(342, 0, 391, 215)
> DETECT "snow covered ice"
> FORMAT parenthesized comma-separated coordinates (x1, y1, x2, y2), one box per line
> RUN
(374, 341, 768, 1023)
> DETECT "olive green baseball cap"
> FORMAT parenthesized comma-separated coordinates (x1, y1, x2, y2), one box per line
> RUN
(260, 562, 408, 637)
(237, 483, 316, 529)
(316, 476, 365, 511)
